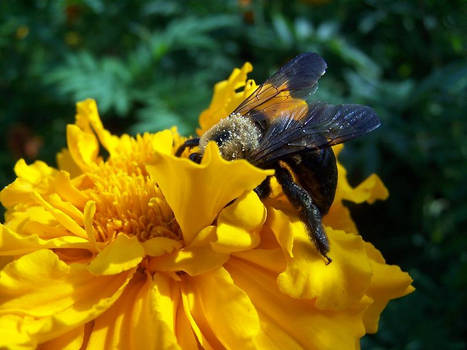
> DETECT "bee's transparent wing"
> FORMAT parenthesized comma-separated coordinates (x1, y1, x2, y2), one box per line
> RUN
(249, 103, 381, 166)
(233, 53, 327, 127)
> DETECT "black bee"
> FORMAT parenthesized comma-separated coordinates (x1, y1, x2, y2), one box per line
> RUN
(176, 53, 381, 264)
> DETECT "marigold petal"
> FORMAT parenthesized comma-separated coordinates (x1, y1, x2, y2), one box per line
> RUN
(213, 191, 265, 254)
(175, 297, 199, 350)
(84, 200, 98, 249)
(362, 242, 414, 333)
(86, 272, 180, 350)
(0, 314, 37, 349)
(267, 207, 297, 258)
(233, 248, 286, 274)
(150, 128, 175, 155)
(5, 207, 73, 240)
(67, 124, 100, 170)
(38, 325, 85, 350)
(53, 171, 88, 209)
(0, 250, 134, 345)
(180, 283, 220, 349)
(32, 192, 87, 238)
(88, 234, 144, 275)
(75, 99, 119, 155)
(147, 142, 273, 243)
(56, 148, 82, 178)
(142, 237, 182, 257)
(334, 154, 389, 205)
(0, 224, 95, 256)
(0, 159, 56, 208)
(322, 201, 358, 234)
(226, 257, 366, 350)
(271, 212, 372, 310)
(149, 226, 229, 276)
(198, 62, 257, 134)
(190, 267, 260, 350)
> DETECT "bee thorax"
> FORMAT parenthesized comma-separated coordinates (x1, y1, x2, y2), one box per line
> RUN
(199, 113, 262, 161)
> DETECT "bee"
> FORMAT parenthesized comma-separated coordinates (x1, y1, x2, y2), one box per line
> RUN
(176, 53, 381, 264)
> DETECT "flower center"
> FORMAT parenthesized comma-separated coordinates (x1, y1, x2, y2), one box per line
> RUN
(85, 134, 182, 243)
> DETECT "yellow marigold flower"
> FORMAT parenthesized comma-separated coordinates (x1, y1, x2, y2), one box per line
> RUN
(0, 63, 413, 350)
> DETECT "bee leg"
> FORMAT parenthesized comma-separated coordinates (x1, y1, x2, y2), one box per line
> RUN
(188, 152, 202, 164)
(175, 138, 200, 157)
(274, 165, 332, 264)
(254, 176, 271, 199)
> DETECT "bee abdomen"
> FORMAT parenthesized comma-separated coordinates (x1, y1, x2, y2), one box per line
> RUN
(285, 148, 337, 215)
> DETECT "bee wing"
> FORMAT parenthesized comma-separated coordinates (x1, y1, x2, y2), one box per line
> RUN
(233, 53, 327, 127)
(249, 103, 381, 166)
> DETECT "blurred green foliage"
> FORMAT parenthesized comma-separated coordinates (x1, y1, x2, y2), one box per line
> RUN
(1, 0, 466, 348)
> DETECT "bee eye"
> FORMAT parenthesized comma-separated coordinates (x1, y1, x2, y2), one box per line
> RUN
(213, 130, 231, 145)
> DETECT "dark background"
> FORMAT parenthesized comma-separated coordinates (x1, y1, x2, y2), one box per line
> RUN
(1, 1, 466, 348)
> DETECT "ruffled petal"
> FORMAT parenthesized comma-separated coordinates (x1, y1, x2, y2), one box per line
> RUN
(86, 272, 180, 350)
(362, 242, 414, 333)
(0, 159, 56, 208)
(75, 99, 119, 155)
(333, 145, 389, 205)
(147, 142, 273, 243)
(198, 62, 258, 134)
(226, 257, 366, 350)
(212, 191, 266, 254)
(88, 234, 145, 275)
(185, 267, 260, 349)
(148, 226, 229, 276)
(268, 207, 372, 310)
(0, 249, 134, 347)
(0, 224, 95, 256)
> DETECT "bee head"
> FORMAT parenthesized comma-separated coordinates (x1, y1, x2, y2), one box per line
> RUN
(199, 114, 262, 161)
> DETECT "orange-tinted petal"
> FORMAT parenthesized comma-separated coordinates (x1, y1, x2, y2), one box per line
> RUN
(198, 63, 258, 134)
(175, 297, 199, 350)
(147, 142, 273, 243)
(188, 267, 260, 349)
(362, 242, 414, 333)
(180, 281, 221, 350)
(0, 249, 134, 346)
(213, 191, 266, 254)
(322, 201, 358, 234)
(233, 248, 286, 274)
(267, 207, 297, 258)
(38, 325, 85, 350)
(86, 272, 180, 350)
(268, 208, 372, 310)
(226, 257, 366, 350)
(333, 145, 389, 206)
